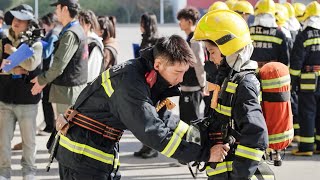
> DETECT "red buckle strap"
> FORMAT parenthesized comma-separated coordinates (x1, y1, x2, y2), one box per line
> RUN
(304, 65, 320, 72)
(66, 109, 123, 142)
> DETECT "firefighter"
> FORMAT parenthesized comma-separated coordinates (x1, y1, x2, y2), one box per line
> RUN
(208, 1, 229, 12)
(250, 0, 289, 68)
(51, 35, 230, 179)
(290, 1, 320, 156)
(233, 0, 254, 25)
(293, 3, 306, 24)
(193, 10, 270, 179)
(283, 2, 301, 42)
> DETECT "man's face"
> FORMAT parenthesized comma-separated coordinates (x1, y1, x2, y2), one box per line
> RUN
(55, 4, 64, 23)
(178, 18, 191, 31)
(154, 58, 189, 87)
(205, 41, 223, 65)
(12, 17, 28, 34)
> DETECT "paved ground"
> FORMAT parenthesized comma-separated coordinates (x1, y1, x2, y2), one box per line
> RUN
(8, 25, 320, 179)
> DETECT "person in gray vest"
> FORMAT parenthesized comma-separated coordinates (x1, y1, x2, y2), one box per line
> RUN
(31, 0, 88, 115)
(0, 4, 43, 180)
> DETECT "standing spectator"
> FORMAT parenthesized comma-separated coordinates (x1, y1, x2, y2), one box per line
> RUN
(98, 15, 118, 69)
(177, 7, 206, 124)
(79, 10, 104, 82)
(31, 0, 88, 116)
(0, 4, 43, 180)
(38, 12, 61, 134)
(133, 12, 160, 159)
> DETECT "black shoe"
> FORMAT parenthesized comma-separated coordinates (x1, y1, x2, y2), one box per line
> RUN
(133, 145, 150, 157)
(141, 149, 158, 159)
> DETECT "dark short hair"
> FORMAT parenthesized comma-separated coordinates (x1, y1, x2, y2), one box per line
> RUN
(60, 4, 79, 18)
(40, 13, 57, 26)
(176, 7, 200, 25)
(153, 35, 195, 65)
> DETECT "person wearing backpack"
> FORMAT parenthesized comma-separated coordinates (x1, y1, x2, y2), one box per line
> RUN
(193, 10, 271, 179)
(79, 10, 104, 83)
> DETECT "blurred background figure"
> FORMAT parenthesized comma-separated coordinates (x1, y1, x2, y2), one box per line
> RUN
(37, 12, 61, 135)
(0, 10, 4, 39)
(233, 0, 254, 25)
(79, 10, 104, 82)
(98, 15, 118, 69)
(293, 2, 306, 25)
(133, 12, 160, 159)
(0, 4, 43, 180)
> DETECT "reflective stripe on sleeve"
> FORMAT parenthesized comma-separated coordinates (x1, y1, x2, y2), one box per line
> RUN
(161, 120, 189, 157)
(214, 104, 232, 117)
(59, 135, 114, 165)
(101, 69, 114, 97)
(235, 145, 264, 161)
(206, 161, 233, 176)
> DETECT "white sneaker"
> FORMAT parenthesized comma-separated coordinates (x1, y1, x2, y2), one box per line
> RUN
(23, 174, 35, 180)
(0, 176, 10, 180)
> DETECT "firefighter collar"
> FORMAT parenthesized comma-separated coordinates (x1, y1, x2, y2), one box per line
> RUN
(302, 16, 320, 30)
(226, 43, 257, 72)
(252, 14, 278, 28)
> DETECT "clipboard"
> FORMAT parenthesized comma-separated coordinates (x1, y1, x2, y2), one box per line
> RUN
(2, 43, 34, 72)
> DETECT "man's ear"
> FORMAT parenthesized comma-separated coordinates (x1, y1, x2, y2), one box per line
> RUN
(154, 58, 161, 71)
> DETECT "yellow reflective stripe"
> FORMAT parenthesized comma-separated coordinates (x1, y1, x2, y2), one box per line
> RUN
(59, 135, 114, 165)
(251, 175, 275, 180)
(316, 135, 320, 141)
(235, 145, 264, 161)
(251, 35, 283, 44)
(269, 128, 294, 144)
(300, 136, 315, 143)
(300, 84, 316, 90)
(261, 75, 290, 89)
(293, 123, 300, 129)
(214, 104, 232, 117)
(206, 161, 233, 176)
(101, 69, 114, 97)
(301, 73, 317, 79)
(289, 68, 301, 76)
(226, 82, 238, 94)
(303, 38, 320, 47)
(161, 120, 189, 157)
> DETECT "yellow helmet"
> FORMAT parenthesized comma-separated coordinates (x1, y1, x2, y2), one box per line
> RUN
(283, 2, 295, 18)
(193, 10, 251, 56)
(301, 1, 320, 22)
(293, 3, 306, 22)
(233, 1, 254, 15)
(225, 0, 238, 10)
(275, 3, 289, 26)
(208, 1, 229, 12)
(254, 0, 276, 16)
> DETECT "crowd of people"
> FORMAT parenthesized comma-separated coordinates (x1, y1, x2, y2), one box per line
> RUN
(0, 0, 319, 179)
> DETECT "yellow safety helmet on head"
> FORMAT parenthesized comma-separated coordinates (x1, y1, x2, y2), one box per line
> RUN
(275, 3, 289, 26)
(225, 0, 238, 10)
(208, 1, 229, 12)
(283, 2, 295, 18)
(193, 10, 251, 56)
(301, 1, 320, 22)
(233, 1, 254, 15)
(293, 3, 306, 22)
(254, 0, 276, 16)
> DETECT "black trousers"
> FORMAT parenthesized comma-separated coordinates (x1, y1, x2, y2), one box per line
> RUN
(59, 163, 111, 180)
(291, 91, 299, 136)
(179, 90, 202, 124)
(42, 84, 55, 132)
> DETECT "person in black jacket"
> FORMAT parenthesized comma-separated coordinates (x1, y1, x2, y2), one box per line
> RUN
(54, 35, 230, 180)
(193, 10, 270, 179)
